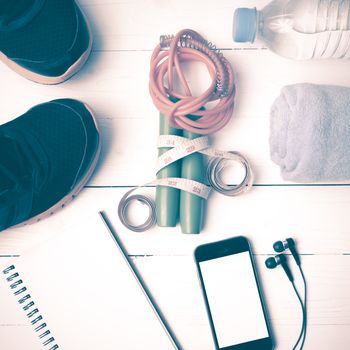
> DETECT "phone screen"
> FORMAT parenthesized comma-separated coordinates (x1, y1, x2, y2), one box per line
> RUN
(199, 251, 269, 348)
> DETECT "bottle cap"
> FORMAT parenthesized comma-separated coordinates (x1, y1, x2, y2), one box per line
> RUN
(233, 8, 258, 43)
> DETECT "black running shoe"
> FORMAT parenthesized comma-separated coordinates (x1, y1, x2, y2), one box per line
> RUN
(0, 99, 101, 231)
(0, 0, 92, 84)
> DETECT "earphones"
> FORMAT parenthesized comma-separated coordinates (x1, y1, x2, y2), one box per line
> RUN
(265, 238, 307, 350)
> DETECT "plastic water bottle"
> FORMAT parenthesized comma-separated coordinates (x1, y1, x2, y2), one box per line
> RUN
(232, 0, 350, 59)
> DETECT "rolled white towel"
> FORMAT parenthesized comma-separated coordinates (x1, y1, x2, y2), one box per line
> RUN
(270, 83, 350, 182)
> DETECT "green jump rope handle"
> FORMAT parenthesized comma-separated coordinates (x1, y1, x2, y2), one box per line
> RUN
(156, 112, 182, 227)
(180, 120, 205, 234)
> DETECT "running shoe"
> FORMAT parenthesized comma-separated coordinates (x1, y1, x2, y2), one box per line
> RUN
(0, 99, 101, 231)
(0, 0, 92, 84)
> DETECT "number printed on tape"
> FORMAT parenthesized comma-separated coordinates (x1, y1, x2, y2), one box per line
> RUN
(186, 145, 195, 153)
(214, 150, 225, 157)
(168, 179, 178, 186)
(193, 186, 201, 194)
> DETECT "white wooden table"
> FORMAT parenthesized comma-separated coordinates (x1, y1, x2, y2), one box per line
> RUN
(1, 0, 350, 349)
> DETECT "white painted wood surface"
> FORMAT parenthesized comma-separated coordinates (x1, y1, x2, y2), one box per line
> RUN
(1, 0, 350, 349)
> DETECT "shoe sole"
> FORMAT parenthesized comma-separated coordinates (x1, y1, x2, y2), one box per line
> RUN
(0, 2, 93, 85)
(12, 102, 102, 228)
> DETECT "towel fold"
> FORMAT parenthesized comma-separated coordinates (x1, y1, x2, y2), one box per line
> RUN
(270, 83, 350, 182)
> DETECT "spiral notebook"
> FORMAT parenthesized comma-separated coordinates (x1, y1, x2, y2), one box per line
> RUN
(0, 215, 175, 350)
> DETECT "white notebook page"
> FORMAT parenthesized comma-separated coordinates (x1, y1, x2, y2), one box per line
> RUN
(0, 214, 175, 350)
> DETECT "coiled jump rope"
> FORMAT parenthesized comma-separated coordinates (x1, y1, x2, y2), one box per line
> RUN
(150, 29, 235, 134)
(118, 29, 253, 232)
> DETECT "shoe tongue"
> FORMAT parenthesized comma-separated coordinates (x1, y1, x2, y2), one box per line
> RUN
(0, 0, 41, 30)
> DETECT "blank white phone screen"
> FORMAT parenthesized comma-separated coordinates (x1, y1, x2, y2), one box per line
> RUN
(199, 252, 269, 348)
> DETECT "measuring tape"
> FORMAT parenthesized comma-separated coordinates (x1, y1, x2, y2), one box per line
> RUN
(118, 136, 253, 232)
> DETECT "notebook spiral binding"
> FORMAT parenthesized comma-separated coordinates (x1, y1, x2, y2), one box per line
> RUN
(2, 265, 59, 350)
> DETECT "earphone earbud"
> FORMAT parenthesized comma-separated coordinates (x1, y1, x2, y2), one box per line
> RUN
(266, 238, 307, 350)
(265, 256, 278, 269)
(265, 254, 294, 282)
(273, 238, 301, 266)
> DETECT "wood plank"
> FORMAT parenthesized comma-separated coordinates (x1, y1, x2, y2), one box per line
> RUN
(0, 186, 349, 255)
(131, 255, 350, 349)
(1, 254, 349, 349)
(78, 0, 272, 51)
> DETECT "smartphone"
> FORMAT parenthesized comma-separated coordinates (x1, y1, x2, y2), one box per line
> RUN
(194, 236, 273, 350)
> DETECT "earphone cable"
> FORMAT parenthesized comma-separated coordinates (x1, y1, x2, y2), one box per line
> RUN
(297, 265, 307, 350)
(291, 280, 306, 350)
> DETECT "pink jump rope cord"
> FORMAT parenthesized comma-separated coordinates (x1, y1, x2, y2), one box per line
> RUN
(149, 29, 236, 135)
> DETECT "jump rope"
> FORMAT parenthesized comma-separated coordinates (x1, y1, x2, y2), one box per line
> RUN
(118, 29, 253, 233)
(149, 29, 235, 134)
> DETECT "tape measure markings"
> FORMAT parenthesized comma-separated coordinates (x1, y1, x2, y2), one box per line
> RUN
(118, 134, 253, 231)
(156, 136, 209, 173)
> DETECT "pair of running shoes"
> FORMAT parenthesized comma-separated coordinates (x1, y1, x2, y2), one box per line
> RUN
(0, 0, 101, 231)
